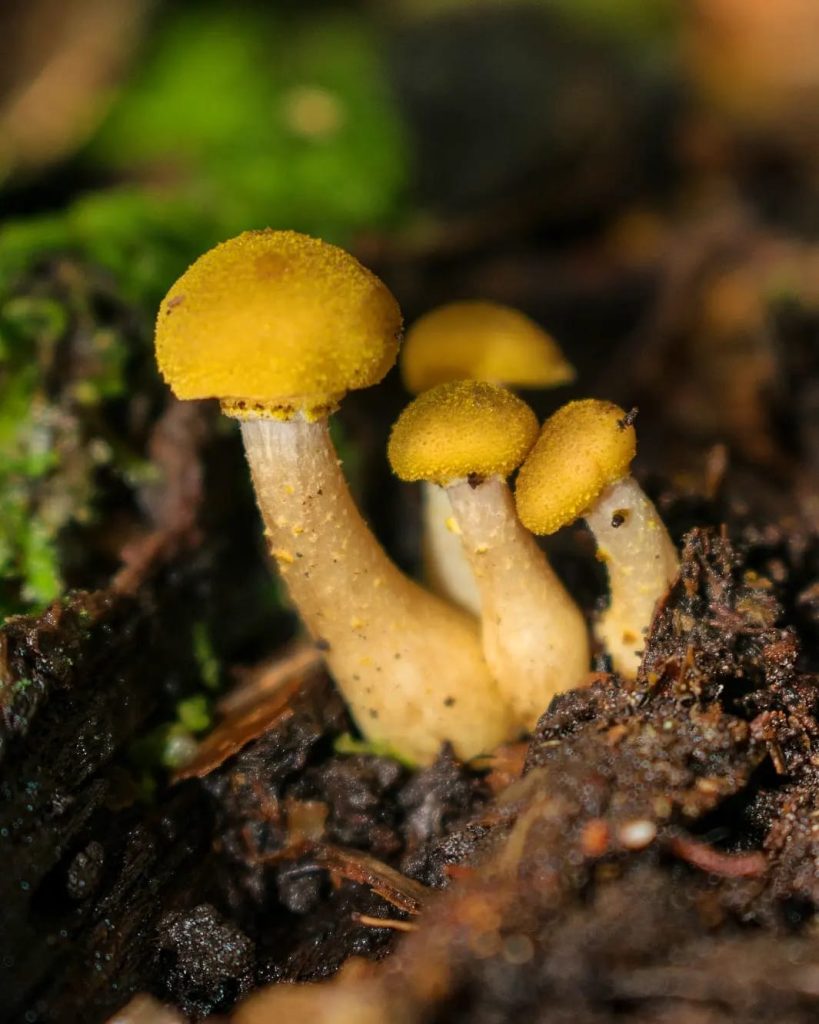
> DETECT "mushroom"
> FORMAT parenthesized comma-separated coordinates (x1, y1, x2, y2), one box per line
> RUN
(155, 229, 512, 765)
(400, 300, 575, 617)
(401, 301, 575, 394)
(389, 381, 590, 731)
(515, 399, 679, 678)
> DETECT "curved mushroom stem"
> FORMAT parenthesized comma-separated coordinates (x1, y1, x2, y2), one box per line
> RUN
(583, 476, 679, 678)
(446, 476, 590, 731)
(421, 481, 482, 616)
(240, 416, 512, 765)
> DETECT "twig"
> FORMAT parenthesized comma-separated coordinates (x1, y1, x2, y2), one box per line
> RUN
(218, 641, 325, 716)
(668, 834, 766, 878)
(354, 913, 417, 933)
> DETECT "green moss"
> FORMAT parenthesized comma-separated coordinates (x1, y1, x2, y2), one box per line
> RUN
(20, 521, 61, 605)
(334, 731, 416, 768)
(0, 6, 407, 308)
(130, 722, 196, 779)
(130, 693, 212, 779)
(0, 267, 153, 617)
(90, 8, 407, 241)
(2, 296, 68, 348)
(176, 694, 212, 734)
(0, 5, 404, 624)
(192, 621, 220, 691)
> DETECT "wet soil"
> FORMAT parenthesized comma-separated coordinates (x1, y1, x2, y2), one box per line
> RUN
(8, 176, 819, 1024)
(226, 526, 819, 1024)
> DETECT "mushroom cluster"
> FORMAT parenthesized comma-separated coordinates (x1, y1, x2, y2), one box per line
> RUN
(154, 231, 678, 766)
(399, 300, 575, 616)
(388, 381, 589, 731)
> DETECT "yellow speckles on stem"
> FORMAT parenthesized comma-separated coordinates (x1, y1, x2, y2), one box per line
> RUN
(389, 381, 538, 485)
(292, 524, 305, 536)
(273, 548, 295, 565)
(445, 516, 461, 535)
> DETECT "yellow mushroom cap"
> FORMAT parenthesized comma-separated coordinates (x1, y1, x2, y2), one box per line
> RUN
(515, 399, 637, 535)
(401, 300, 574, 394)
(155, 229, 402, 418)
(388, 381, 539, 485)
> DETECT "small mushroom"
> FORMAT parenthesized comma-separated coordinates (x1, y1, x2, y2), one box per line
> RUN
(155, 230, 512, 765)
(400, 300, 575, 616)
(389, 381, 590, 730)
(515, 399, 679, 678)
(401, 301, 575, 394)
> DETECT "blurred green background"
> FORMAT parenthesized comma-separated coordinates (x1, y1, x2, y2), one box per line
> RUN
(1, 0, 818, 623)
(0, 0, 674, 615)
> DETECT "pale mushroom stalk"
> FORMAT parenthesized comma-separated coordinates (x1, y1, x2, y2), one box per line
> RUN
(389, 381, 590, 732)
(155, 229, 514, 766)
(241, 414, 510, 764)
(421, 483, 482, 616)
(583, 477, 679, 677)
(515, 399, 680, 679)
(400, 300, 575, 616)
(446, 475, 589, 729)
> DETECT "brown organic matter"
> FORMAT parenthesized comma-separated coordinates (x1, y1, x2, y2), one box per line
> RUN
(231, 528, 819, 1023)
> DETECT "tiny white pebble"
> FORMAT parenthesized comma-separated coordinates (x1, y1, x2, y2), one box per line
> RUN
(618, 820, 657, 850)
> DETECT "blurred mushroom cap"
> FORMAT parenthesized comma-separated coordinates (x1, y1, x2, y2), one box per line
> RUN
(401, 301, 574, 394)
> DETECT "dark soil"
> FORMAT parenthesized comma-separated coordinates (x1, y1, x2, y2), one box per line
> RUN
(144, 525, 819, 1023)
(240, 526, 819, 1024)
(8, 252, 819, 1022)
(7, 95, 819, 1024)
(154, 675, 491, 1018)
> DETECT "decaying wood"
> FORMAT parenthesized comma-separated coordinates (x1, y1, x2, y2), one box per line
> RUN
(0, 587, 215, 1024)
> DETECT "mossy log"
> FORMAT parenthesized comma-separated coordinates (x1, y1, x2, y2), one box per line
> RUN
(0, 241, 286, 1022)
